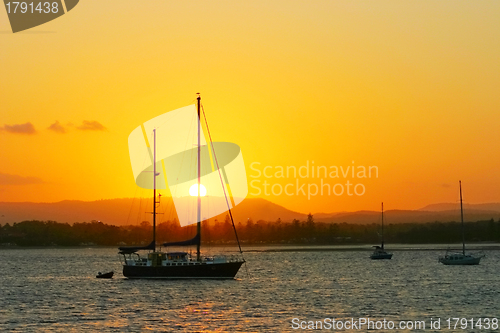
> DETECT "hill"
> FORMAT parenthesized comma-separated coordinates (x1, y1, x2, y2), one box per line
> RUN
(419, 202, 500, 212)
(314, 208, 500, 224)
(0, 198, 307, 226)
(1, 199, 500, 226)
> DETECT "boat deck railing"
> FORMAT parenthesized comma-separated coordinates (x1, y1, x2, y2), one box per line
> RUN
(120, 252, 245, 266)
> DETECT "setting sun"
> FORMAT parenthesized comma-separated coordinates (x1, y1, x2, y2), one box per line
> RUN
(189, 184, 207, 197)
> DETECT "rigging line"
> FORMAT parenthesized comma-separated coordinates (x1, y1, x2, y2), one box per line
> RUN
(200, 103, 243, 254)
(172, 110, 197, 198)
(126, 183, 140, 226)
(161, 110, 198, 229)
(201, 103, 249, 279)
(129, 146, 153, 226)
(159, 160, 173, 226)
(137, 196, 144, 225)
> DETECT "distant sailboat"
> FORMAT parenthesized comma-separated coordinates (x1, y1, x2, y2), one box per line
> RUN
(370, 202, 393, 260)
(438, 181, 484, 265)
(118, 95, 245, 278)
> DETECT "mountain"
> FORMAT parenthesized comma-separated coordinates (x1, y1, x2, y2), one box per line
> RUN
(0, 198, 307, 226)
(419, 202, 500, 212)
(227, 198, 308, 223)
(314, 208, 500, 224)
(0, 199, 136, 226)
(1, 199, 499, 226)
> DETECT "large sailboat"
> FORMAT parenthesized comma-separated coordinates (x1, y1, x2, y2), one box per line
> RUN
(370, 202, 393, 260)
(118, 95, 245, 278)
(438, 181, 484, 265)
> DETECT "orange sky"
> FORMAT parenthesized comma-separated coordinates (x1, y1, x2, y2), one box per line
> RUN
(1, 1, 500, 214)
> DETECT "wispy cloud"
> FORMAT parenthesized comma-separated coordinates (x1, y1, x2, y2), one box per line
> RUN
(76, 120, 107, 131)
(441, 183, 451, 188)
(0, 172, 44, 185)
(47, 121, 66, 133)
(0, 122, 36, 134)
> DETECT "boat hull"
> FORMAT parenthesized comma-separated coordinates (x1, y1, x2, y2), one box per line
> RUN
(96, 271, 114, 279)
(438, 255, 482, 265)
(123, 261, 244, 279)
(370, 253, 393, 260)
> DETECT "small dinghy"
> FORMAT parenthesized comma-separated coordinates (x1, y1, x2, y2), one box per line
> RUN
(96, 271, 114, 279)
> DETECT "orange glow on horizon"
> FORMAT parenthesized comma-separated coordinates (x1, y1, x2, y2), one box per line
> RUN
(2, 1, 500, 214)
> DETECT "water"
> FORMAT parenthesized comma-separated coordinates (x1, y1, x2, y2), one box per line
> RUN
(1, 247, 499, 332)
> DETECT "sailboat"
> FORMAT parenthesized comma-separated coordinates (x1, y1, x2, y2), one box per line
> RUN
(118, 95, 245, 278)
(370, 202, 393, 260)
(438, 181, 484, 265)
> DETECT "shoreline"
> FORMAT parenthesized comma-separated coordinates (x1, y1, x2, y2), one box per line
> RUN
(1, 243, 500, 252)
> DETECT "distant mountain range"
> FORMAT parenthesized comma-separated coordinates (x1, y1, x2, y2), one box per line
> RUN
(0, 198, 307, 226)
(1, 198, 500, 226)
(418, 202, 500, 212)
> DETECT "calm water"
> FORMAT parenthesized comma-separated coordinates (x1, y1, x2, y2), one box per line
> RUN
(1, 247, 499, 332)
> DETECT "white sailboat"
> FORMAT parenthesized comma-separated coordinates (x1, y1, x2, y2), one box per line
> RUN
(370, 202, 393, 260)
(438, 181, 484, 265)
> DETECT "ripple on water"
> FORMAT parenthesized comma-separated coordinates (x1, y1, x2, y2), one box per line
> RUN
(0, 248, 499, 331)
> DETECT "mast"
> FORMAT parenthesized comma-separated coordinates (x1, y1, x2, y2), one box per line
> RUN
(381, 202, 384, 249)
(196, 94, 201, 261)
(153, 129, 157, 252)
(460, 180, 465, 255)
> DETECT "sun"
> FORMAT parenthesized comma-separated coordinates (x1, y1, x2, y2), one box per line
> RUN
(189, 184, 207, 197)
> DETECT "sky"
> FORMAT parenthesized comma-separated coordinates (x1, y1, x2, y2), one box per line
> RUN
(1, 1, 500, 214)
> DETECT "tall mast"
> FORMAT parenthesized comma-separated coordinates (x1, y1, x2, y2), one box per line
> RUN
(381, 202, 384, 249)
(460, 180, 465, 255)
(196, 94, 202, 261)
(153, 128, 157, 252)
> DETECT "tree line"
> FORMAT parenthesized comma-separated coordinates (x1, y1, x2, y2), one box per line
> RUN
(1, 214, 500, 247)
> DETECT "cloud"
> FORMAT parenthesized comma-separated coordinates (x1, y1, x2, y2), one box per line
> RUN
(441, 183, 451, 188)
(76, 120, 107, 131)
(0, 122, 36, 134)
(0, 172, 44, 185)
(47, 121, 66, 133)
